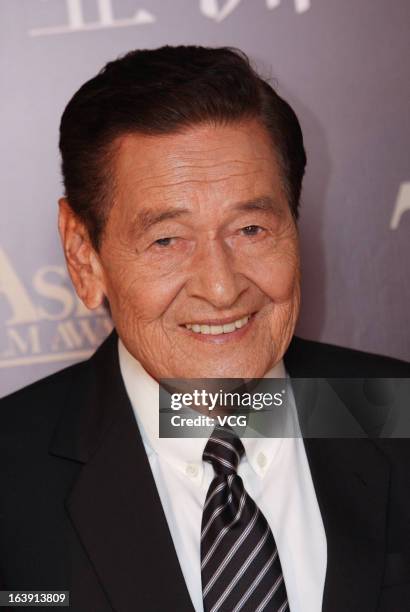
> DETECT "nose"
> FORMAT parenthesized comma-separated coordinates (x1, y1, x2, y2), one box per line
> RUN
(185, 239, 245, 309)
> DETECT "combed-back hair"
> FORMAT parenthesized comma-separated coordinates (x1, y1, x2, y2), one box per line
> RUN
(59, 45, 306, 249)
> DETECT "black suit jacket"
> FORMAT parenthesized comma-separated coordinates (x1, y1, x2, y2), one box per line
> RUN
(1, 331, 410, 612)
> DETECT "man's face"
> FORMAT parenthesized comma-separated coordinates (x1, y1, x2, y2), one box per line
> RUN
(73, 119, 300, 379)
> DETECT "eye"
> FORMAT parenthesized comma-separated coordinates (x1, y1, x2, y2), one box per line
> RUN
(241, 225, 263, 236)
(153, 237, 174, 247)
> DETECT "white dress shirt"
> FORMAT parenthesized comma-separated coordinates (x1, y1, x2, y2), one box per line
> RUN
(118, 339, 327, 612)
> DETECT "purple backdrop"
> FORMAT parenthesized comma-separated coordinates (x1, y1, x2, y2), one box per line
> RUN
(1, 0, 409, 396)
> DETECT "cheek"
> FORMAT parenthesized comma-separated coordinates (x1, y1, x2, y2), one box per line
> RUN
(249, 250, 299, 303)
(270, 261, 299, 302)
(107, 262, 184, 324)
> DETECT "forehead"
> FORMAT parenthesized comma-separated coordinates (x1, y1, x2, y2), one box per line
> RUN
(112, 119, 286, 213)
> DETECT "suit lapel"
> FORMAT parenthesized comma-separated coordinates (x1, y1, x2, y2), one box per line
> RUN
(285, 349, 390, 612)
(304, 438, 389, 612)
(50, 331, 194, 612)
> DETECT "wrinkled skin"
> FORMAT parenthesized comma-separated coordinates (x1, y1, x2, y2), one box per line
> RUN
(59, 119, 300, 380)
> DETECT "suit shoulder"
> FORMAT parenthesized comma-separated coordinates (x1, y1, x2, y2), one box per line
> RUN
(0, 360, 88, 431)
(286, 336, 410, 377)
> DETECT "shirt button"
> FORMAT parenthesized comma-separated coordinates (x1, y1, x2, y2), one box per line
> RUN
(186, 464, 199, 478)
(257, 452, 267, 469)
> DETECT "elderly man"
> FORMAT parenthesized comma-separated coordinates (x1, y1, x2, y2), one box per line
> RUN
(1, 46, 409, 612)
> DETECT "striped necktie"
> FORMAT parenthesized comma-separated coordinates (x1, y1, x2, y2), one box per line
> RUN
(201, 427, 289, 612)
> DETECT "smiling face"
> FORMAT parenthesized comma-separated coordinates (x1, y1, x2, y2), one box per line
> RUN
(60, 119, 301, 379)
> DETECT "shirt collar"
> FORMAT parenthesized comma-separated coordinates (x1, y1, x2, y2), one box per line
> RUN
(118, 338, 295, 483)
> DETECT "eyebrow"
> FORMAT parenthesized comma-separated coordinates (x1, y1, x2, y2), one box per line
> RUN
(131, 195, 282, 236)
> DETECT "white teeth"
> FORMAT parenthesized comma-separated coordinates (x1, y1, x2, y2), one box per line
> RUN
(235, 316, 248, 329)
(185, 315, 250, 335)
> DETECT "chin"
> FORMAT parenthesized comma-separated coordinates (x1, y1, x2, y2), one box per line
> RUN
(175, 361, 267, 379)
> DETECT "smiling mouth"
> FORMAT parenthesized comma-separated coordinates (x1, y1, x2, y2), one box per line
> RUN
(183, 314, 253, 335)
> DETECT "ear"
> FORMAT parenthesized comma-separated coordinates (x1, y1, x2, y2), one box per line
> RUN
(58, 198, 106, 310)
